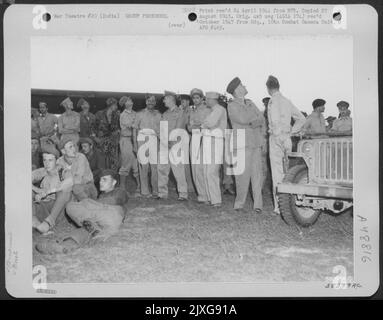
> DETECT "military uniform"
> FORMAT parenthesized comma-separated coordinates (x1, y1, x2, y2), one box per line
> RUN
(158, 96, 188, 200)
(332, 115, 352, 132)
(32, 164, 73, 228)
(79, 111, 96, 138)
(228, 98, 266, 210)
(179, 102, 196, 194)
(189, 102, 212, 202)
(119, 109, 140, 182)
(58, 98, 81, 147)
(332, 101, 352, 133)
(267, 85, 305, 213)
(38, 111, 58, 150)
(201, 93, 227, 206)
(66, 187, 128, 238)
(56, 149, 98, 201)
(134, 107, 161, 197)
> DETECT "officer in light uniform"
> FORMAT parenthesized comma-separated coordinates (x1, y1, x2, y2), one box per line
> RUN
(201, 92, 227, 207)
(227, 77, 266, 213)
(266, 75, 306, 214)
(58, 97, 81, 147)
(157, 91, 188, 200)
(118, 96, 140, 195)
(302, 98, 327, 135)
(178, 94, 196, 194)
(188, 88, 212, 203)
(331, 101, 353, 133)
(133, 94, 161, 198)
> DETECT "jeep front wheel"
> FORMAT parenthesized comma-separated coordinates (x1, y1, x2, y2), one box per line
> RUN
(279, 164, 321, 227)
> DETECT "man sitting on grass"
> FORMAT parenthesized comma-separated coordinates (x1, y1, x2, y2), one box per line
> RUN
(32, 144, 74, 234)
(57, 137, 98, 201)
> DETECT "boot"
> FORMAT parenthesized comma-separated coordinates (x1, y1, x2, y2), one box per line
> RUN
(119, 175, 127, 190)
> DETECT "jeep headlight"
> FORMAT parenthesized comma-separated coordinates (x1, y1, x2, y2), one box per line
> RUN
(301, 142, 313, 156)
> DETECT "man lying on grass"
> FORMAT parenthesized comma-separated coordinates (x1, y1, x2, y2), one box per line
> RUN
(35, 169, 129, 254)
(66, 169, 128, 240)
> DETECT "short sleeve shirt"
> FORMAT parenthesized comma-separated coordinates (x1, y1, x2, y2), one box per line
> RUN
(120, 109, 137, 137)
(332, 117, 352, 132)
(32, 167, 72, 201)
(56, 152, 94, 185)
(38, 113, 58, 137)
(58, 111, 81, 133)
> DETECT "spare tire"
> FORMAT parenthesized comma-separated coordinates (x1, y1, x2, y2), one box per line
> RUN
(279, 164, 321, 227)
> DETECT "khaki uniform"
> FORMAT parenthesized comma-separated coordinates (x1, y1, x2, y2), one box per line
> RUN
(222, 119, 235, 191)
(79, 111, 96, 138)
(188, 103, 211, 202)
(228, 98, 266, 210)
(66, 187, 128, 236)
(32, 167, 73, 227)
(302, 112, 327, 135)
(158, 106, 188, 199)
(56, 152, 98, 201)
(38, 113, 58, 149)
(119, 109, 139, 178)
(58, 111, 81, 146)
(332, 116, 352, 132)
(201, 104, 227, 205)
(179, 105, 195, 193)
(267, 92, 305, 212)
(38, 113, 58, 138)
(134, 108, 161, 196)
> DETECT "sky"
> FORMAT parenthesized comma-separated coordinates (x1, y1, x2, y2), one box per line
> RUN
(31, 35, 353, 116)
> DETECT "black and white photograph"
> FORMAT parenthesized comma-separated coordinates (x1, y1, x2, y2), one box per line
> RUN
(3, 4, 379, 297)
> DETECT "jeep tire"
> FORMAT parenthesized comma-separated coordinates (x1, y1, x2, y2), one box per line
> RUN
(279, 164, 321, 227)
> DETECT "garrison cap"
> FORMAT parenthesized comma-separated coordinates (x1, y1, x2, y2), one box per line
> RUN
(336, 101, 349, 110)
(205, 92, 220, 100)
(164, 90, 177, 98)
(100, 169, 119, 181)
(41, 144, 60, 159)
(312, 98, 326, 109)
(226, 77, 241, 95)
(190, 88, 204, 98)
(266, 75, 280, 89)
(38, 101, 47, 107)
(119, 95, 132, 107)
(77, 98, 89, 109)
(60, 97, 72, 108)
(58, 136, 75, 151)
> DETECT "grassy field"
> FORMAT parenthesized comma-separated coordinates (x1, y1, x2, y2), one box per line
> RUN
(33, 180, 353, 283)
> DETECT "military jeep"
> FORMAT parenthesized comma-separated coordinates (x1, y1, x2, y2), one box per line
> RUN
(277, 133, 353, 227)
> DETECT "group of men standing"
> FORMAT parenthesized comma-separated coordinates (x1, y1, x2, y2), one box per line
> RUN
(32, 74, 353, 243)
